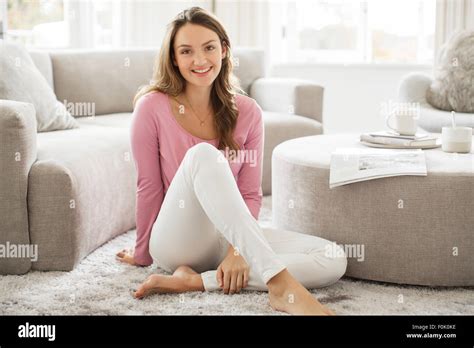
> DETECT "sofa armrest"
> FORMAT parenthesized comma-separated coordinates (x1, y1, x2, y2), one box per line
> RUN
(398, 72, 433, 104)
(0, 100, 38, 274)
(249, 77, 324, 124)
(398, 73, 474, 133)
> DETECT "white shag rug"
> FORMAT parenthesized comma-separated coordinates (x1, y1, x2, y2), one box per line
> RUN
(1, 196, 473, 315)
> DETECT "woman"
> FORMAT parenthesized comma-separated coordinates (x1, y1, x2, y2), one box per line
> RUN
(116, 7, 347, 315)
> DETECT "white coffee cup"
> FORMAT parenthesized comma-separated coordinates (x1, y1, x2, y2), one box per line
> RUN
(386, 112, 417, 136)
(441, 127, 472, 153)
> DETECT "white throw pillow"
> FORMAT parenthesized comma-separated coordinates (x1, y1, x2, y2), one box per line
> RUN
(0, 40, 79, 132)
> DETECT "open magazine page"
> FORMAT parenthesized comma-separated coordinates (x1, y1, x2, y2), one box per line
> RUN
(329, 148, 427, 188)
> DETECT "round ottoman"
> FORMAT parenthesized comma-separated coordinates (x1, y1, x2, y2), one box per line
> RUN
(272, 134, 474, 286)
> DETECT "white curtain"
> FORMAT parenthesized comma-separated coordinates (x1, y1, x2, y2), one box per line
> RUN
(65, 0, 94, 48)
(215, 0, 279, 66)
(62, 0, 274, 50)
(65, 0, 213, 48)
(115, 0, 213, 48)
(215, 0, 269, 48)
(435, 0, 474, 61)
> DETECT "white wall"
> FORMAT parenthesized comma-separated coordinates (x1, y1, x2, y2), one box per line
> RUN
(270, 63, 433, 134)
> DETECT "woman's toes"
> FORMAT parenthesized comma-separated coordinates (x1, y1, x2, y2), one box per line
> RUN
(133, 287, 145, 299)
(133, 275, 161, 299)
(134, 281, 152, 299)
(324, 307, 335, 315)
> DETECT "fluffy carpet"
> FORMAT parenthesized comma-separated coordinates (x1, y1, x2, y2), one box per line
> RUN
(1, 196, 473, 315)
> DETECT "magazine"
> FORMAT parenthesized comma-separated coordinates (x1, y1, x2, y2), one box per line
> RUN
(329, 148, 427, 188)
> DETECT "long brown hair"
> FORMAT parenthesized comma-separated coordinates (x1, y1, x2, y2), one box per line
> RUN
(134, 6, 244, 151)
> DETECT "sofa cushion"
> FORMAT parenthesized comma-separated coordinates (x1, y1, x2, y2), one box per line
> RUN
(0, 41, 79, 132)
(28, 124, 136, 270)
(51, 49, 156, 116)
(75, 113, 132, 128)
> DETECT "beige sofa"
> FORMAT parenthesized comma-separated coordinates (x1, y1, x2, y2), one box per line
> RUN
(0, 47, 324, 274)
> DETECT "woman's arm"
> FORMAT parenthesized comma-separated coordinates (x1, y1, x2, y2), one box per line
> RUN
(216, 99, 263, 294)
(129, 94, 164, 266)
(236, 100, 264, 220)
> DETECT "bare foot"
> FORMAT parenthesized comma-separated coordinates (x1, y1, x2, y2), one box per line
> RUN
(133, 265, 203, 299)
(267, 271, 335, 315)
(269, 283, 334, 315)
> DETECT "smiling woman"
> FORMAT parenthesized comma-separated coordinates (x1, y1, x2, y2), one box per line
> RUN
(119, 6, 347, 316)
(133, 7, 242, 151)
(170, 24, 228, 138)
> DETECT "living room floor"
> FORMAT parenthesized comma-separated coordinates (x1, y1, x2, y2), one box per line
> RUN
(1, 196, 472, 315)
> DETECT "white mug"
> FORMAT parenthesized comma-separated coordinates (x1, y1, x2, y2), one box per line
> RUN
(441, 127, 472, 153)
(386, 112, 417, 136)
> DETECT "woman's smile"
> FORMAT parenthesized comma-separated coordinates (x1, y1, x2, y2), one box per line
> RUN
(191, 66, 213, 76)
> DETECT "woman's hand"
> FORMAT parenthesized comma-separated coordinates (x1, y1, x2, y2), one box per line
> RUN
(116, 248, 138, 266)
(216, 246, 249, 294)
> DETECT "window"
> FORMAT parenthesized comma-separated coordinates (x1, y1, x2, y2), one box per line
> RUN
(6, 0, 67, 48)
(4, 0, 211, 49)
(276, 0, 436, 64)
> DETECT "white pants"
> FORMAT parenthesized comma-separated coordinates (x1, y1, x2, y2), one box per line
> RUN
(149, 143, 347, 292)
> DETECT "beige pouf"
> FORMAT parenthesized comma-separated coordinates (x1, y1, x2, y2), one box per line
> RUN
(272, 134, 474, 286)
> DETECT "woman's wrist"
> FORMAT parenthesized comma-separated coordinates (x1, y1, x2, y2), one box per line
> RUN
(227, 244, 237, 256)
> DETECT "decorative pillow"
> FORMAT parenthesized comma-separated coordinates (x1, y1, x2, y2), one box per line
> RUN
(0, 40, 79, 132)
(426, 30, 474, 113)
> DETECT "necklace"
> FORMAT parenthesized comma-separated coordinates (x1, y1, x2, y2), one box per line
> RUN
(174, 94, 212, 127)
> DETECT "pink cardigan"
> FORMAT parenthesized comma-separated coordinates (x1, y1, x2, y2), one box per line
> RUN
(130, 91, 264, 265)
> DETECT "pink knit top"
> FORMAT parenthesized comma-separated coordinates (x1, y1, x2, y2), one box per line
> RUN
(130, 91, 264, 265)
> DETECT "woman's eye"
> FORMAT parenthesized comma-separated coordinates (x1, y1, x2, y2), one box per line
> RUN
(180, 46, 214, 54)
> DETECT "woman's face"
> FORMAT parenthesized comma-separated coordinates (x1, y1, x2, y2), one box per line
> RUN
(173, 23, 226, 88)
